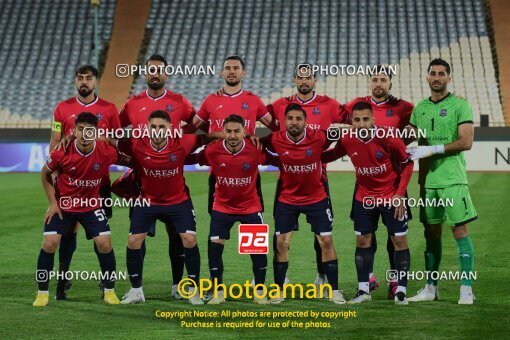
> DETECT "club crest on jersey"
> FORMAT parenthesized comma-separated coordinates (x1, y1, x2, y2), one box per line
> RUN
(169, 154, 177, 162)
(166, 104, 174, 112)
(375, 150, 383, 159)
(241, 102, 249, 110)
(242, 162, 250, 171)
(386, 109, 394, 117)
(306, 148, 313, 157)
(96, 113, 103, 120)
(440, 109, 447, 117)
(312, 107, 320, 115)
(46, 156, 52, 164)
(93, 162, 100, 171)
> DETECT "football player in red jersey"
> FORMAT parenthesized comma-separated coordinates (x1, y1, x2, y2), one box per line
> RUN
(267, 64, 348, 290)
(343, 66, 414, 298)
(322, 101, 413, 305)
(264, 103, 346, 304)
(116, 54, 193, 299)
(49, 65, 121, 300)
(34, 112, 123, 307)
(188, 114, 272, 305)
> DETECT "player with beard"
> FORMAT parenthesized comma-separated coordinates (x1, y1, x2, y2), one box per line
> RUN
(343, 66, 414, 299)
(115, 54, 193, 300)
(49, 65, 120, 300)
(266, 64, 348, 292)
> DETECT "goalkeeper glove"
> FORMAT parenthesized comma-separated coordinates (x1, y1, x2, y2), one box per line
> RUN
(406, 145, 445, 160)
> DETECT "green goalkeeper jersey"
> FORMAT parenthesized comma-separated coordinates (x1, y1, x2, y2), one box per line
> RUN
(410, 93, 473, 188)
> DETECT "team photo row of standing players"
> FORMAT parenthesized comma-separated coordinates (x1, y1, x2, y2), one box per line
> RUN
(32, 54, 477, 308)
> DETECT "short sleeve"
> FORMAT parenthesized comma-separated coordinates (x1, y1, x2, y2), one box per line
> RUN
(399, 101, 414, 129)
(52, 104, 62, 132)
(195, 97, 210, 122)
(456, 99, 473, 124)
(119, 101, 132, 127)
(181, 96, 196, 123)
(333, 103, 348, 124)
(182, 134, 198, 154)
(409, 106, 418, 127)
(108, 104, 121, 130)
(45, 149, 64, 172)
(256, 97, 270, 120)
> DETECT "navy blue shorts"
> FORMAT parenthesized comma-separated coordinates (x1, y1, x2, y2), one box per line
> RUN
(274, 198, 333, 236)
(44, 209, 110, 240)
(210, 210, 264, 240)
(352, 200, 409, 236)
(130, 199, 196, 237)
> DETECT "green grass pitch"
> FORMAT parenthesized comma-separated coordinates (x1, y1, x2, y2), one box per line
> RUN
(0, 172, 508, 338)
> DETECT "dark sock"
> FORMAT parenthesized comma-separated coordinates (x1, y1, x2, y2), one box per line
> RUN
(355, 247, 373, 290)
(394, 249, 410, 288)
(314, 237, 325, 275)
(387, 234, 396, 270)
(141, 240, 146, 259)
(250, 254, 267, 285)
(274, 261, 288, 288)
(169, 232, 185, 285)
(96, 249, 116, 289)
(425, 239, 442, 285)
(37, 249, 55, 291)
(58, 233, 77, 275)
(208, 242, 224, 289)
(369, 232, 377, 274)
(322, 259, 339, 291)
(183, 245, 200, 283)
(126, 247, 143, 288)
(272, 233, 277, 264)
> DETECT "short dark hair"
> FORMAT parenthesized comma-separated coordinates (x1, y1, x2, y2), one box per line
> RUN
(427, 58, 451, 75)
(146, 54, 168, 67)
(370, 64, 393, 80)
(148, 110, 171, 122)
(75, 65, 99, 78)
(223, 114, 245, 127)
(75, 112, 99, 126)
(352, 101, 373, 113)
(285, 103, 307, 118)
(224, 55, 245, 70)
(294, 63, 316, 78)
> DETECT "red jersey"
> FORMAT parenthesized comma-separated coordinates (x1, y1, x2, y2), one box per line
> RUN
(267, 128, 328, 205)
(52, 96, 121, 136)
(326, 127, 413, 201)
(196, 89, 269, 135)
(343, 96, 413, 130)
(197, 139, 266, 214)
(118, 135, 199, 205)
(45, 140, 119, 212)
(119, 89, 195, 131)
(267, 92, 348, 132)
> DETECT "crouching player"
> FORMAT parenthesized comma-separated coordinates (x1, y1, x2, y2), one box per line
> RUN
(323, 101, 414, 304)
(34, 112, 122, 307)
(189, 114, 270, 305)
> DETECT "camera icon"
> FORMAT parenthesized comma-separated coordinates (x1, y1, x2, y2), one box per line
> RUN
(83, 126, 97, 140)
(362, 197, 376, 209)
(36, 270, 48, 282)
(296, 63, 312, 78)
(115, 64, 130, 78)
(386, 269, 398, 283)
(326, 127, 340, 141)
(59, 196, 73, 210)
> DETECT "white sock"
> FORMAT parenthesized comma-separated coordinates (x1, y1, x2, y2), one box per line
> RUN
(104, 288, 113, 293)
(396, 285, 406, 294)
(359, 282, 369, 293)
(38, 290, 49, 294)
(132, 287, 143, 293)
(369, 273, 374, 279)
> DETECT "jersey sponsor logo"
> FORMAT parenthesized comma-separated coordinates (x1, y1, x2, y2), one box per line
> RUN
(312, 107, 320, 115)
(375, 150, 383, 159)
(93, 162, 100, 171)
(355, 164, 387, 176)
(242, 162, 250, 171)
(142, 167, 179, 177)
(169, 154, 177, 162)
(67, 177, 102, 187)
(216, 176, 252, 186)
(440, 109, 447, 117)
(306, 148, 313, 157)
(306, 123, 321, 130)
(386, 109, 394, 117)
(282, 162, 318, 174)
(166, 104, 174, 112)
(241, 102, 249, 110)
